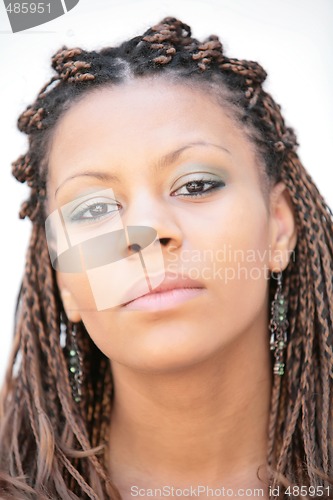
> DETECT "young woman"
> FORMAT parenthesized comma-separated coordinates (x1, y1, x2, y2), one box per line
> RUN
(0, 17, 332, 500)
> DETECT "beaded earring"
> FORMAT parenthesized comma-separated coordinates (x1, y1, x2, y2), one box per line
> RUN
(269, 270, 289, 376)
(67, 321, 83, 403)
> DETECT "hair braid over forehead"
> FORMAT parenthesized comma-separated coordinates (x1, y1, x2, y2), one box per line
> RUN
(1, 16, 332, 499)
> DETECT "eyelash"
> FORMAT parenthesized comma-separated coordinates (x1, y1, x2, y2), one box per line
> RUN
(69, 177, 225, 223)
(70, 200, 120, 224)
(171, 177, 225, 197)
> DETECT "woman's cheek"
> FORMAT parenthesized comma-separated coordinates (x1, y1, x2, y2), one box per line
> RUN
(60, 272, 97, 315)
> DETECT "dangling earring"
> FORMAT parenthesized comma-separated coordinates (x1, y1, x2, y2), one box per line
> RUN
(67, 321, 83, 403)
(269, 270, 288, 376)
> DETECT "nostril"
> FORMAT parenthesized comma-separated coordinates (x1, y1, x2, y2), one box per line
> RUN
(128, 243, 142, 253)
(159, 237, 171, 246)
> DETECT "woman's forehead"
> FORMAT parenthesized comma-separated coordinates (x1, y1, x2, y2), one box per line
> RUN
(46, 80, 266, 206)
(48, 79, 252, 164)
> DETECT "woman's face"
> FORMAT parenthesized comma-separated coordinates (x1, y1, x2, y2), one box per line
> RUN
(47, 78, 295, 372)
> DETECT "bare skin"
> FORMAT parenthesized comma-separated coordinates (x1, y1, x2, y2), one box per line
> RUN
(107, 341, 272, 498)
(47, 78, 297, 499)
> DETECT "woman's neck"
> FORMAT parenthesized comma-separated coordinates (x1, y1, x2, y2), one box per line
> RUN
(107, 324, 272, 498)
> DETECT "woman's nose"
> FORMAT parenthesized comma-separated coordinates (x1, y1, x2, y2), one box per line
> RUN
(122, 193, 183, 254)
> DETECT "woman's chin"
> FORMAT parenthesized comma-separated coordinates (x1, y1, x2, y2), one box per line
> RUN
(110, 337, 218, 374)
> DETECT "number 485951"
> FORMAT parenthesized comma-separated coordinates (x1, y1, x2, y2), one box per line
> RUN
(6, 3, 51, 14)
(285, 486, 330, 496)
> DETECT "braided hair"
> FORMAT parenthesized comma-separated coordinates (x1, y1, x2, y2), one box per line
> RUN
(1, 17, 332, 499)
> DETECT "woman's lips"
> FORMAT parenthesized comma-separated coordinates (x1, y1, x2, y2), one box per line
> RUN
(121, 287, 206, 312)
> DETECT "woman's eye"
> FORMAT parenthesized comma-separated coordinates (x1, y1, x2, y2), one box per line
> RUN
(70, 200, 121, 223)
(171, 178, 225, 197)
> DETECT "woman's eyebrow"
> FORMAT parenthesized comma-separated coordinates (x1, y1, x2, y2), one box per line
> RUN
(54, 141, 230, 197)
(156, 141, 231, 169)
(55, 171, 119, 197)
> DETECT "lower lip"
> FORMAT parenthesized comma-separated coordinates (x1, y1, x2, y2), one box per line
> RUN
(121, 288, 206, 312)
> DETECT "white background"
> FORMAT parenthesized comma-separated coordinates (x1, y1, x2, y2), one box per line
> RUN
(0, 0, 332, 385)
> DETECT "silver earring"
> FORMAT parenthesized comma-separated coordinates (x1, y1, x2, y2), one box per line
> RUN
(269, 270, 288, 376)
(67, 321, 83, 403)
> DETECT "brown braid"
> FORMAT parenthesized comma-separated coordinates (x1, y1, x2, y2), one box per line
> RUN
(1, 16, 332, 499)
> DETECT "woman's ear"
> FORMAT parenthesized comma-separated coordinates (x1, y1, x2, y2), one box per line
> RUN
(56, 272, 82, 323)
(268, 181, 297, 272)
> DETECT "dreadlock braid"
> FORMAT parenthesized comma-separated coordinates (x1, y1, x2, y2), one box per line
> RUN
(192, 36, 224, 70)
(51, 47, 95, 83)
(1, 16, 332, 499)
